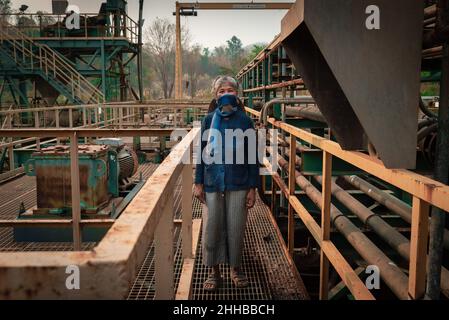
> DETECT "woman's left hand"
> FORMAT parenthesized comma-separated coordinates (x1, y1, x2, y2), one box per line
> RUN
(246, 188, 256, 209)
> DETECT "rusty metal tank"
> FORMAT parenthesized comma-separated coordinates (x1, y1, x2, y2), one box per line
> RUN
(25, 144, 110, 214)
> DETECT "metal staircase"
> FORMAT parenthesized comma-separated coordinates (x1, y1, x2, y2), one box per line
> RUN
(0, 22, 104, 105)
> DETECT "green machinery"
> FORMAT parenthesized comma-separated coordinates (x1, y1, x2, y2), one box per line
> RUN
(14, 138, 142, 242)
(0, 0, 144, 108)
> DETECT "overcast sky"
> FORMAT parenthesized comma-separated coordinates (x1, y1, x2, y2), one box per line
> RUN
(10, 0, 289, 49)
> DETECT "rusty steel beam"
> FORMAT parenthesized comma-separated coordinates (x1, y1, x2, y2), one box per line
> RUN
(319, 152, 332, 300)
(243, 79, 304, 93)
(0, 128, 178, 138)
(279, 0, 423, 168)
(313, 176, 449, 298)
(70, 132, 81, 251)
(0, 219, 115, 228)
(247, 107, 449, 214)
(178, 2, 293, 10)
(175, 218, 202, 300)
(0, 103, 208, 116)
(409, 197, 430, 299)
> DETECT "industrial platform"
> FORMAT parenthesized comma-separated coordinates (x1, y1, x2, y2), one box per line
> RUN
(0, 162, 309, 300)
(1, 0, 449, 302)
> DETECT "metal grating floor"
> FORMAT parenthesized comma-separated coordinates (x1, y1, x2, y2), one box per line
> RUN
(0, 163, 159, 252)
(1, 161, 308, 300)
(191, 196, 309, 300)
(127, 175, 186, 300)
(128, 179, 309, 300)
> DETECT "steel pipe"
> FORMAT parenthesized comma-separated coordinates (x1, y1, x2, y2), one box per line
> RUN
(418, 122, 439, 141)
(285, 105, 326, 123)
(314, 176, 449, 298)
(343, 175, 449, 250)
(259, 97, 315, 126)
(314, 176, 410, 260)
(419, 97, 438, 119)
(269, 148, 409, 299)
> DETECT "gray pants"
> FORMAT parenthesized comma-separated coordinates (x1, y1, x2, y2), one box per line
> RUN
(202, 190, 248, 267)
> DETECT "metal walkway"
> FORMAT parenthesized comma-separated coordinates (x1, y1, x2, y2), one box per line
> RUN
(0, 163, 309, 299)
(127, 166, 309, 300)
(0, 163, 157, 252)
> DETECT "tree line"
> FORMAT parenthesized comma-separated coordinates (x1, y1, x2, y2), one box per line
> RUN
(0, 0, 266, 101)
(142, 17, 266, 99)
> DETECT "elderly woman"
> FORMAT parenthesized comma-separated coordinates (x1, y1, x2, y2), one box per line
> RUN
(194, 76, 259, 291)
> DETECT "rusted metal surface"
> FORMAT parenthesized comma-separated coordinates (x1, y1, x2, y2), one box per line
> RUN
(191, 197, 309, 300)
(178, 2, 293, 10)
(247, 106, 449, 214)
(127, 173, 309, 300)
(0, 219, 114, 228)
(259, 111, 449, 214)
(28, 144, 109, 213)
(266, 160, 375, 300)
(243, 79, 304, 93)
(343, 175, 449, 250)
(319, 152, 332, 300)
(271, 149, 410, 299)
(409, 197, 430, 300)
(0, 128, 177, 138)
(0, 163, 158, 253)
(279, 0, 423, 168)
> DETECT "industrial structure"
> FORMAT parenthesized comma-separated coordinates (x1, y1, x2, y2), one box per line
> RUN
(0, 0, 449, 302)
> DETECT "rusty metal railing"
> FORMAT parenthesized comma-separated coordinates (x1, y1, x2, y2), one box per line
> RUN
(0, 12, 139, 44)
(0, 101, 208, 174)
(0, 126, 199, 299)
(246, 107, 449, 300)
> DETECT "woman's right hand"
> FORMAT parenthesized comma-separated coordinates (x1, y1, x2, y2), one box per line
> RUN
(193, 184, 206, 204)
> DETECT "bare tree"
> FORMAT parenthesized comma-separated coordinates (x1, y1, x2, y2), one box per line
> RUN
(143, 18, 190, 99)
(184, 45, 202, 98)
(144, 18, 175, 99)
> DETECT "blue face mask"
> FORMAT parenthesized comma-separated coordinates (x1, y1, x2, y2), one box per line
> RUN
(206, 94, 239, 157)
(217, 94, 239, 113)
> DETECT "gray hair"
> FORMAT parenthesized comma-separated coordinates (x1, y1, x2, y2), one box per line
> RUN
(211, 76, 239, 95)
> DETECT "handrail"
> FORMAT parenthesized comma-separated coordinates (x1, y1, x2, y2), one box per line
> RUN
(0, 12, 139, 44)
(246, 106, 449, 300)
(0, 101, 210, 115)
(0, 127, 199, 299)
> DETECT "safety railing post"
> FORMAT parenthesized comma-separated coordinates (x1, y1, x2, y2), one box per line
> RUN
(34, 111, 40, 150)
(181, 144, 193, 259)
(287, 135, 296, 255)
(408, 197, 430, 299)
(319, 151, 332, 300)
(55, 109, 60, 144)
(155, 187, 175, 300)
(70, 132, 82, 251)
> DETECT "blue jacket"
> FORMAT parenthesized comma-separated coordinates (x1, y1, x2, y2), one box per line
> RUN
(194, 109, 260, 192)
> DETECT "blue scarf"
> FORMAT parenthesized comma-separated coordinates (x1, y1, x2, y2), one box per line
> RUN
(206, 94, 239, 157)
